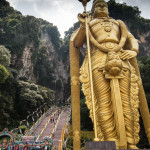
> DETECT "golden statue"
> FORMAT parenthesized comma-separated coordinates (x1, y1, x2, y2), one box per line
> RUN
(70, 0, 150, 149)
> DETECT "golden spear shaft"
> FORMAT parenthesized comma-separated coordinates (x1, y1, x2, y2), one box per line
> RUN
(79, 0, 99, 141)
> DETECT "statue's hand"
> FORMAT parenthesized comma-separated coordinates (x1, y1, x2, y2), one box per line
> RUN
(78, 13, 88, 25)
(120, 50, 137, 60)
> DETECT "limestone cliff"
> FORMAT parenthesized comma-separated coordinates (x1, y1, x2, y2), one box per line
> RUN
(19, 43, 36, 82)
(11, 28, 70, 103)
(139, 33, 150, 57)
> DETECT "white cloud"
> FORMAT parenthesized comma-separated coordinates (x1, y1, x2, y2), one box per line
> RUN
(118, 0, 123, 4)
(24, 0, 84, 37)
(8, 0, 19, 8)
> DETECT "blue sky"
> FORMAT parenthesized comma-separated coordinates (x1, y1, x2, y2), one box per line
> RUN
(7, 0, 150, 37)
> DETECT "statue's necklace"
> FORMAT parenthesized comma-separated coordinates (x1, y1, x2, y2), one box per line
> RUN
(105, 26, 112, 32)
(101, 19, 113, 32)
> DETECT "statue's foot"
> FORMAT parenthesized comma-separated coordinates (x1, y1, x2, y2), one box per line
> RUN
(128, 144, 138, 149)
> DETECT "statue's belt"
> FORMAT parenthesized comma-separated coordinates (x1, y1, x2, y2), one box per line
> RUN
(100, 42, 118, 50)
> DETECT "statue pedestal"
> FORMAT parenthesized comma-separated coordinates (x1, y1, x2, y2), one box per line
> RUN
(85, 141, 116, 150)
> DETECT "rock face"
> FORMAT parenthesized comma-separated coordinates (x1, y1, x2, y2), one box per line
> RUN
(40, 31, 70, 103)
(12, 30, 70, 103)
(19, 43, 36, 82)
(138, 33, 150, 57)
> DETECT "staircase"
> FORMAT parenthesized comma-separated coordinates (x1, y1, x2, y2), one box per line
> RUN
(52, 108, 70, 149)
(39, 110, 60, 141)
(22, 106, 71, 150)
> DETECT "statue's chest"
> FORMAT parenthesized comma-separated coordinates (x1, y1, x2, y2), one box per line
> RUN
(89, 19, 119, 34)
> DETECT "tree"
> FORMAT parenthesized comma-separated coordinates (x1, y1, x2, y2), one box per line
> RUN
(0, 64, 9, 83)
(138, 57, 150, 107)
(0, 45, 11, 66)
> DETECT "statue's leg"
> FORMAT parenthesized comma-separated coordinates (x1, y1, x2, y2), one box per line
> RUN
(119, 69, 139, 149)
(93, 69, 118, 141)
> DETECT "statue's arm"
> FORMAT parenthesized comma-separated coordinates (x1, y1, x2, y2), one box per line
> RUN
(120, 32, 139, 60)
(73, 13, 89, 48)
(74, 24, 86, 48)
(126, 32, 139, 54)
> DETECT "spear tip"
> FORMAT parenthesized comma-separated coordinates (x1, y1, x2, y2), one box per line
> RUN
(78, 0, 91, 7)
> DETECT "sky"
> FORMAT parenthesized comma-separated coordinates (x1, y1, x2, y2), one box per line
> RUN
(7, 0, 150, 38)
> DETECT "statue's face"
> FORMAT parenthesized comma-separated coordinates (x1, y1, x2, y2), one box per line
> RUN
(93, 2, 109, 18)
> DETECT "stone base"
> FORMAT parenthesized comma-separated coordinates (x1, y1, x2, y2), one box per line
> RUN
(85, 141, 116, 150)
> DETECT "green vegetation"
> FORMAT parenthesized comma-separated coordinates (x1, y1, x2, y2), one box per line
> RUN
(107, 0, 150, 37)
(34, 44, 56, 88)
(0, 71, 54, 130)
(0, 64, 9, 84)
(0, 13, 60, 58)
(80, 98, 93, 131)
(41, 22, 61, 51)
(0, 45, 54, 131)
(0, 0, 61, 67)
(0, 45, 10, 83)
(0, 45, 11, 66)
(138, 57, 150, 108)
(16, 81, 54, 118)
(0, 36, 54, 130)
(0, 14, 40, 57)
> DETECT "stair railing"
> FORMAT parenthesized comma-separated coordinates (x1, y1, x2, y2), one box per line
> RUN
(58, 107, 71, 150)
(25, 106, 56, 136)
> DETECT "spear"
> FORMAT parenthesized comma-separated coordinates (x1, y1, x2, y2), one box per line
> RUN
(78, 0, 100, 141)
(78, 0, 90, 12)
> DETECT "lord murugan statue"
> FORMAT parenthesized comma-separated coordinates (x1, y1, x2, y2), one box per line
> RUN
(70, 0, 150, 149)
